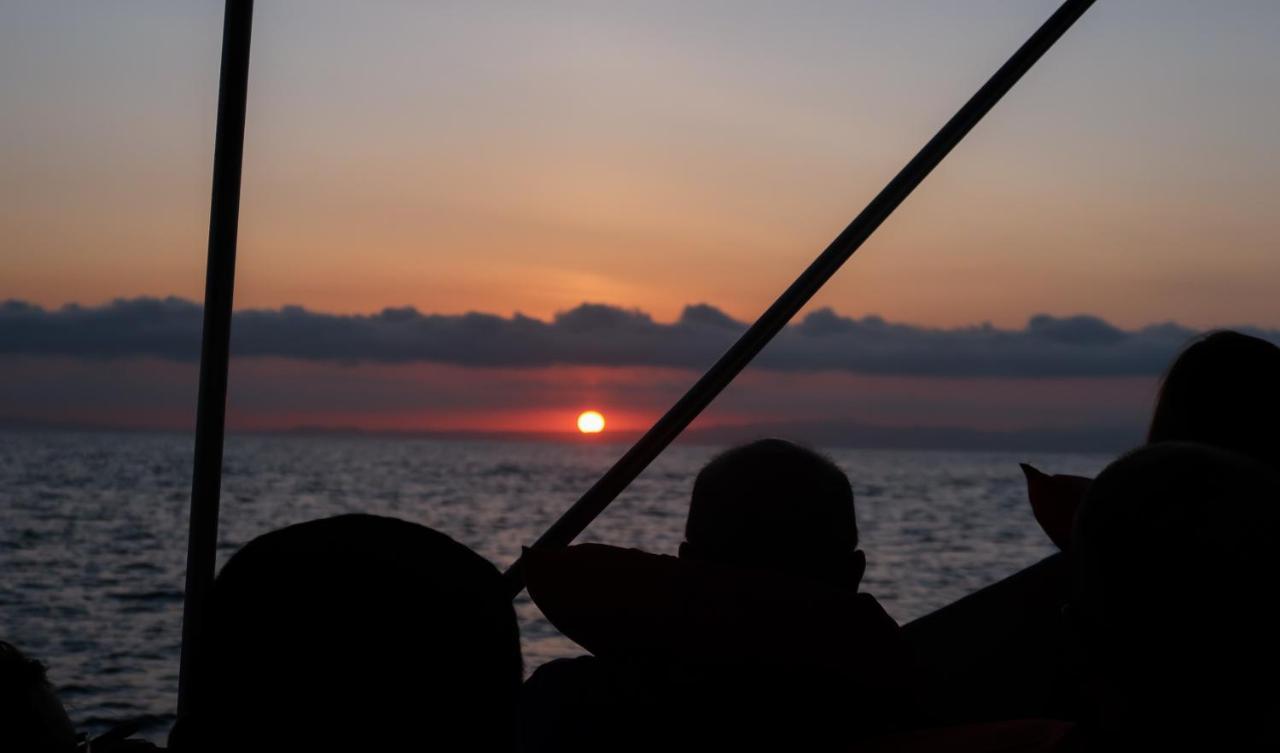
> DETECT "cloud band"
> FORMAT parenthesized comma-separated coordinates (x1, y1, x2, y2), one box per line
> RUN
(2, 297, 1266, 378)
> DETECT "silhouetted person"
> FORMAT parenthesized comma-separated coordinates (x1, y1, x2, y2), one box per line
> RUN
(171, 514, 521, 751)
(523, 439, 905, 751)
(1071, 443, 1280, 750)
(1147, 330, 1280, 465)
(0, 641, 78, 753)
(906, 331, 1280, 727)
(1021, 330, 1280, 550)
(680, 438, 865, 588)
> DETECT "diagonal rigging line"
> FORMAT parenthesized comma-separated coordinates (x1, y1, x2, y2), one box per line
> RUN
(505, 0, 1098, 596)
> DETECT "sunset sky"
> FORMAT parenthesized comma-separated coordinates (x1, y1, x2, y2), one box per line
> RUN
(2, 2, 1279, 442)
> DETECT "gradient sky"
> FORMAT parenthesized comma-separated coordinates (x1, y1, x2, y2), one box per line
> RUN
(2, 2, 1278, 438)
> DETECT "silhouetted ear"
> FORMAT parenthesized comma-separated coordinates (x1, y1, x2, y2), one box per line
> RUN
(849, 549, 867, 591)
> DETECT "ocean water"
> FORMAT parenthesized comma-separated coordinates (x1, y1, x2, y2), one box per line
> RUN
(0, 430, 1107, 741)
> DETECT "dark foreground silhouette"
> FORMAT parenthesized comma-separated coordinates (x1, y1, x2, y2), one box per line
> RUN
(169, 514, 521, 751)
(0, 641, 159, 752)
(905, 330, 1280, 727)
(1070, 442, 1280, 749)
(561, 441, 1277, 752)
(518, 334, 1280, 750)
(522, 439, 911, 751)
(0, 641, 78, 753)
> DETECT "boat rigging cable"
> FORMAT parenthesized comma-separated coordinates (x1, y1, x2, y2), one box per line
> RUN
(503, 0, 1097, 595)
(177, 0, 253, 717)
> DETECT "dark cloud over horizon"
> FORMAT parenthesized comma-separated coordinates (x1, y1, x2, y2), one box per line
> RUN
(1, 297, 1271, 378)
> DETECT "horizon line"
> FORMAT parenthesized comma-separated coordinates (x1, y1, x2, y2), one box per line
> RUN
(0, 416, 1136, 454)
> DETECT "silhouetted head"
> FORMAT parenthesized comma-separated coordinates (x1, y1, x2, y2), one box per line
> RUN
(1071, 443, 1280, 748)
(679, 439, 864, 589)
(1148, 330, 1280, 466)
(181, 514, 521, 751)
(0, 641, 77, 753)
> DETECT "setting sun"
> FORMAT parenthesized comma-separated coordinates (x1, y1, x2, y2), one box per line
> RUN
(576, 410, 606, 434)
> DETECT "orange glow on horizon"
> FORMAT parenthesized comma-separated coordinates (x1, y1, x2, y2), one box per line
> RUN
(576, 410, 606, 434)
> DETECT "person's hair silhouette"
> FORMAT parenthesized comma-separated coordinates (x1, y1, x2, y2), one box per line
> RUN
(680, 438, 864, 589)
(1148, 330, 1280, 465)
(175, 514, 521, 751)
(0, 641, 77, 753)
(1071, 442, 1280, 749)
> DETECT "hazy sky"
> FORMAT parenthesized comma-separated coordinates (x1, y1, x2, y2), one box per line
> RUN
(2, 2, 1278, 437)
(5, 1, 1279, 326)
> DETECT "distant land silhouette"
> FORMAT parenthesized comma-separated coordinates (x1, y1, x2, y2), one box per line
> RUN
(0, 416, 1138, 454)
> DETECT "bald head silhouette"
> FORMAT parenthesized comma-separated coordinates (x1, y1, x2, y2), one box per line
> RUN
(680, 439, 864, 589)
